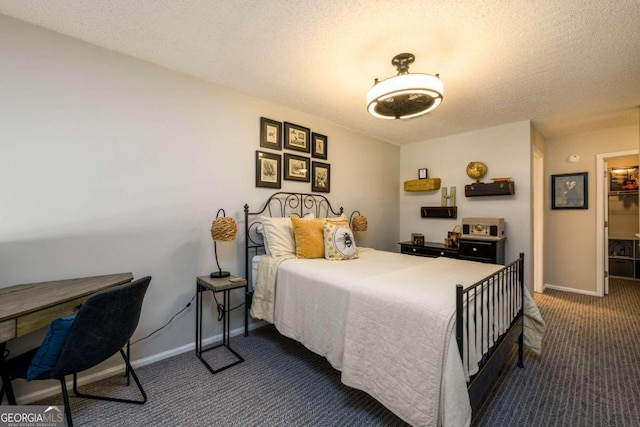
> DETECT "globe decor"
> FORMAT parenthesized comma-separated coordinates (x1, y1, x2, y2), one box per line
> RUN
(466, 161, 488, 182)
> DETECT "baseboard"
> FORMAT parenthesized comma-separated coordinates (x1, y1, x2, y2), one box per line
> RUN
(544, 283, 598, 296)
(13, 322, 263, 404)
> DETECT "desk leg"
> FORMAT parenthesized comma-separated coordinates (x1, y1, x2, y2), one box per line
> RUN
(1, 342, 17, 405)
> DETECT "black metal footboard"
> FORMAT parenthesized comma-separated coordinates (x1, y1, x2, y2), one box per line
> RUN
(456, 253, 525, 409)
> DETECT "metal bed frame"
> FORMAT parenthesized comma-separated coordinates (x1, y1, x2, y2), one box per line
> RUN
(243, 191, 524, 411)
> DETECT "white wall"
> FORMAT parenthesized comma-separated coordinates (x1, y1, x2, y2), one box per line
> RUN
(399, 121, 533, 289)
(0, 15, 399, 399)
(544, 126, 639, 293)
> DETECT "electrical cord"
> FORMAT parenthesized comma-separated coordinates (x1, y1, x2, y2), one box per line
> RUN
(211, 289, 245, 321)
(131, 293, 196, 345)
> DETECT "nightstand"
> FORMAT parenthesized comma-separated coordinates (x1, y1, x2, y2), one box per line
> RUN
(196, 275, 247, 374)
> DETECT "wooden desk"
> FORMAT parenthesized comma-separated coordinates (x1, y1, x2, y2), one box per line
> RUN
(0, 273, 134, 343)
(0, 273, 133, 404)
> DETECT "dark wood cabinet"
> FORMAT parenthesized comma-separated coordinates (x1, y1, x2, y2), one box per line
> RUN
(458, 238, 505, 264)
(400, 238, 506, 265)
(399, 241, 458, 258)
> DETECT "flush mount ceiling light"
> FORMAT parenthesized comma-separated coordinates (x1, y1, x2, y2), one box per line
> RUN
(366, 53, 443, 120)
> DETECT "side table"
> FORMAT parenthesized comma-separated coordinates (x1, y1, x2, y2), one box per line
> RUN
(195, 275, 247, 374)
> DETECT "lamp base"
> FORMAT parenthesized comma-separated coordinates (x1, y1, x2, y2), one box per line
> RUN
(210, 271, 230, 278)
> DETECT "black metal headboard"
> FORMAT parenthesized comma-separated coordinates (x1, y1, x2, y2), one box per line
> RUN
(243, 192, 344, 291)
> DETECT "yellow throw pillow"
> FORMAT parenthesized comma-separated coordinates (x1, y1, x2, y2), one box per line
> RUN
(324, 221, 359, 260)
(291, 216, 325, 259)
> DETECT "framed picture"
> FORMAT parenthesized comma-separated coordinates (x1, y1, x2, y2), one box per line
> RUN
(551, 172, 588, 209)
(311, 161, 330, 193)
(284, 153, 310, 182)
(311, 132, 328, 159)
(609, 165, 638, 192)
(418, 168, 428, 179)
(256, 151, 281, 189)
(284, 122, 311, 153)
(260, 117, 282, 150)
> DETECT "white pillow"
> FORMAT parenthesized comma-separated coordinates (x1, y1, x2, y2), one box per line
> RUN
(260, 214, 314, 257)
(323, 221, 358, 261)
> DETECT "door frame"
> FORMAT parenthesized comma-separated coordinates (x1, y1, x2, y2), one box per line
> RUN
(596, 149, 639, 296)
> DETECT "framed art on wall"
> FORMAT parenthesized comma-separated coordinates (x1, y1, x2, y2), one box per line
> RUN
(284, 122, 311, 153)
(284, 153, 310, 182)
(311, 161, 330, 193)
(256, 151, 281, 188)
(311, 132, 328, 159)
(551, 172, 588, 209)
(260, 117, 282, 150)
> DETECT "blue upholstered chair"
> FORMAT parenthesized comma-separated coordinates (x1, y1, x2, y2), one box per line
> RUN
(0, 276, 151, 427)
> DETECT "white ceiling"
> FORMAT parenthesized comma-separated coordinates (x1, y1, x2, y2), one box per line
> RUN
(1, 0, 639, 145)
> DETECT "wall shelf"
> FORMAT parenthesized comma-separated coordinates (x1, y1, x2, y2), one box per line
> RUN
(420, 206, 457, 219)
(465, 181, 515, 197)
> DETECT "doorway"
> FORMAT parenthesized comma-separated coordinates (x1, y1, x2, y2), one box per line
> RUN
(596, 150, 639, 296)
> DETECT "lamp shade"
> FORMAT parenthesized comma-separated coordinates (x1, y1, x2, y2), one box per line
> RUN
(351, 215, 368, 232)
(211, 216, 237, 242)
(366, 53, 443, 120)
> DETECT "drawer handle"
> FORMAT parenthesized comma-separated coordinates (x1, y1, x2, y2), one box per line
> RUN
(440, 251, 445, 256)
(412, 248, 416, 252)
(472, 247, 478, 252)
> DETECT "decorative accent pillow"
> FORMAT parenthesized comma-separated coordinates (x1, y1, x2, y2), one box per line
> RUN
(260, 214, 314, 256)
(27, 315, 76, 380)
(291, 216, 326, 259)
(324, 221, 359, 260)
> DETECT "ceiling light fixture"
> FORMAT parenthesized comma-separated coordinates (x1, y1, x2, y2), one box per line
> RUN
(366, 53, 443, 120)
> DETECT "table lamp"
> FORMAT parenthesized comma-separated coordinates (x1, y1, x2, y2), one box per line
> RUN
(349, 211, 368, 232)
(210, 209, 237, 278)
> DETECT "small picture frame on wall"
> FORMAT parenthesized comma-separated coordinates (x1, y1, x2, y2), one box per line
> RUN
(284, 122, 311, 153)
(260, 117, 282, 150)
(284, 153, 310, 182)
(418, 168, 428, 179)
(256, 151, 281, 189)
(551, 172, 588, 209)
(311, 132, 328, 159)
(311, 161, 330, 193)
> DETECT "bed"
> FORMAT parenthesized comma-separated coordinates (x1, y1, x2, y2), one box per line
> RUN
(243, 192, 545, 427)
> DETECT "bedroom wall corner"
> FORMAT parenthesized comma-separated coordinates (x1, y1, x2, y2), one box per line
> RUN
(399, 121, 534, 291)
(0, 14, 399, 401)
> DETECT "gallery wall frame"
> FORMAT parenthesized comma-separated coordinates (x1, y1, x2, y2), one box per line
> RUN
(260, 117, 282, 150)
(284, 153, 310, 182)
(256, 150, 281, 189)
(311, 161, 330, 193)
(311, 132, 328, 160)
(284, 122, 311, 153)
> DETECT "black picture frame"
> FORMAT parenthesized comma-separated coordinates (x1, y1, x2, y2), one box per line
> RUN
(311, 161, 330, 193)
(256, 151, 281, 189)
(311, 132, 328, 159)
(260, 117, 282, 150)
(551, 172, 588, 209)
(418, 168, 428, 179)
(284, 153, 310, 182)
(284, 122, 311, 153)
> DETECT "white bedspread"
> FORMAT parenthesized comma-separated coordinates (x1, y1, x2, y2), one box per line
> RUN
(251, 248, 545, 427)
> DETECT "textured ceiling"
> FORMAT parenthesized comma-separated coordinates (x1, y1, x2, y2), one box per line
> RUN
(1, 0, 639, 145)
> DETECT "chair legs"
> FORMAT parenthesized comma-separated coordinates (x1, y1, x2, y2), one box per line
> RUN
(59, 378, 74, 427)
(72, 348, 147, 405)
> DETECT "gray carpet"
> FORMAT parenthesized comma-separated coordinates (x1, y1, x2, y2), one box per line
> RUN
(35, 279, 640, 426)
